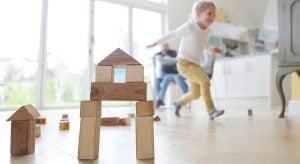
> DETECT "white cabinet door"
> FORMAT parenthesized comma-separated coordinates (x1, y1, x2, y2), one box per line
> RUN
(245, 55, 271, 97)
(211, 60, 227, 98)
(212, 55, 272, 99)
(225, 59, 247, 98)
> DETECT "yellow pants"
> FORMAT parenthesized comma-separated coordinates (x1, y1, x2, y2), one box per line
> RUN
(177, 59, 215, 113)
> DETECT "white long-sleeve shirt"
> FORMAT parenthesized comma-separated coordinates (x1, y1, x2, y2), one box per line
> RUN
(155, 19, 210, 66)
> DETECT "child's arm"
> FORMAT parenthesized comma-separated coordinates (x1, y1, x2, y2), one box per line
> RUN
(147, 21, 191, 48)
(205, 43, 215, 52)
(158, 56, 177, 66)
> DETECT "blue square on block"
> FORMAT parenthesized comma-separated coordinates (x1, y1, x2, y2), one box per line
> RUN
(114, 68, 126, 83)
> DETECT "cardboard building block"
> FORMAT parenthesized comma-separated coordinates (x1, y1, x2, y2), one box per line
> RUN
(136, 116, 154, 159)
(136, 101, 154, 117)
(100, 117, 120, 126)
(35, 124, 41, 137)
(95, 66, 113, 82)
(78, 117, 100, 159)
(80, 100, 101, 118)
(126, 65, 144, 82)
(90, 82, 147, 101)
(119, 118, 130, 126)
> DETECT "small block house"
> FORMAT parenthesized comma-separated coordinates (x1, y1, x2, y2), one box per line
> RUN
(6, 104, 41, 155)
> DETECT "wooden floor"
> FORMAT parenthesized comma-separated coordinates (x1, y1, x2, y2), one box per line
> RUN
(1, 105, 300, 164)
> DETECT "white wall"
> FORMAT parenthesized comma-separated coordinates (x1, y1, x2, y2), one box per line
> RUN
(262, 0, 278, 29)
(167, 0, 194, 50)
(212, 0, 270, 28)
(166, 0, 277, 48)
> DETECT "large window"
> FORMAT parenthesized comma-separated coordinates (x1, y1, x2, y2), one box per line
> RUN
(147, 0, 165, 3)
(0, 0, 41, 108)
(132, 8, 162, 98)
(45, 0, 89, 107)
(92, 1, 163, 101)
(93, 1, 129, 64)
(0, 0, 165, 110)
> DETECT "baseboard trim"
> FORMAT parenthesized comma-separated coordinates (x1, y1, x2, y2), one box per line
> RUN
(288, 100, 300, 113)
(190, 97, 275, 109)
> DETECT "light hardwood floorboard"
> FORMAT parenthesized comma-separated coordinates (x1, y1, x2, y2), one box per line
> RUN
(1, 106, 300, 164)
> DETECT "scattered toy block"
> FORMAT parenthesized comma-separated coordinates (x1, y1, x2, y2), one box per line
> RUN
(119, 118, 130, 126)
(126, 65, 144, 82)
(248, 109, 253, 117)
(80, 100, 101, 117)
(153, 115, 161, 121)
(136, 101, 154, 117)
(136, 116, 154, 159)
(35, 124, 41, 137)
(61, 114, 69, 121)
(128, 113, 135, 119)
(78, 117, 100, 159)
(101, 117, 120, 126)
(62, 114, 68, 119)
(35, 118, 40, 124)
(95, 66, 113, 82)
(59, 121, 70, 130)
(90, 82, 147, 101)
(38, 117, 46, 125)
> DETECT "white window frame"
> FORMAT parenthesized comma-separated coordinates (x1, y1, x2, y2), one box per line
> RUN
(0, 0, 166, 110)
(87, 0, 167, 86)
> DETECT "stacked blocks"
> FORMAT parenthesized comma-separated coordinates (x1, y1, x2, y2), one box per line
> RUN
(6, 104, 41, 155)
(78, 101, 101, 159)
(136, 101, 155, 159)
(78, 48, 154, 160)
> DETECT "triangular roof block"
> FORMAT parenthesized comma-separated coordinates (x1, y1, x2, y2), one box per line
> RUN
(7, 104, 41, 121)
(97, 48, 141, 66)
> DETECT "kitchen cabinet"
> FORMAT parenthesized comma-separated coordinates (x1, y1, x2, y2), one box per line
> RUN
(211, 54, 287, 107)
(212, 55, 270, 98)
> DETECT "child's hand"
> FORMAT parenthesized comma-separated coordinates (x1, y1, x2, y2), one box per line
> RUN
(213, 47, 221, 54)
(146, 42, 157, 49)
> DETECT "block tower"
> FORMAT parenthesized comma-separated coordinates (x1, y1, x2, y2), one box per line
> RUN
(78, 48, 154, 160)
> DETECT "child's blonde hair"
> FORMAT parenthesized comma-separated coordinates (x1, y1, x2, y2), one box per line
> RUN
(191, 0, 216, 19)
